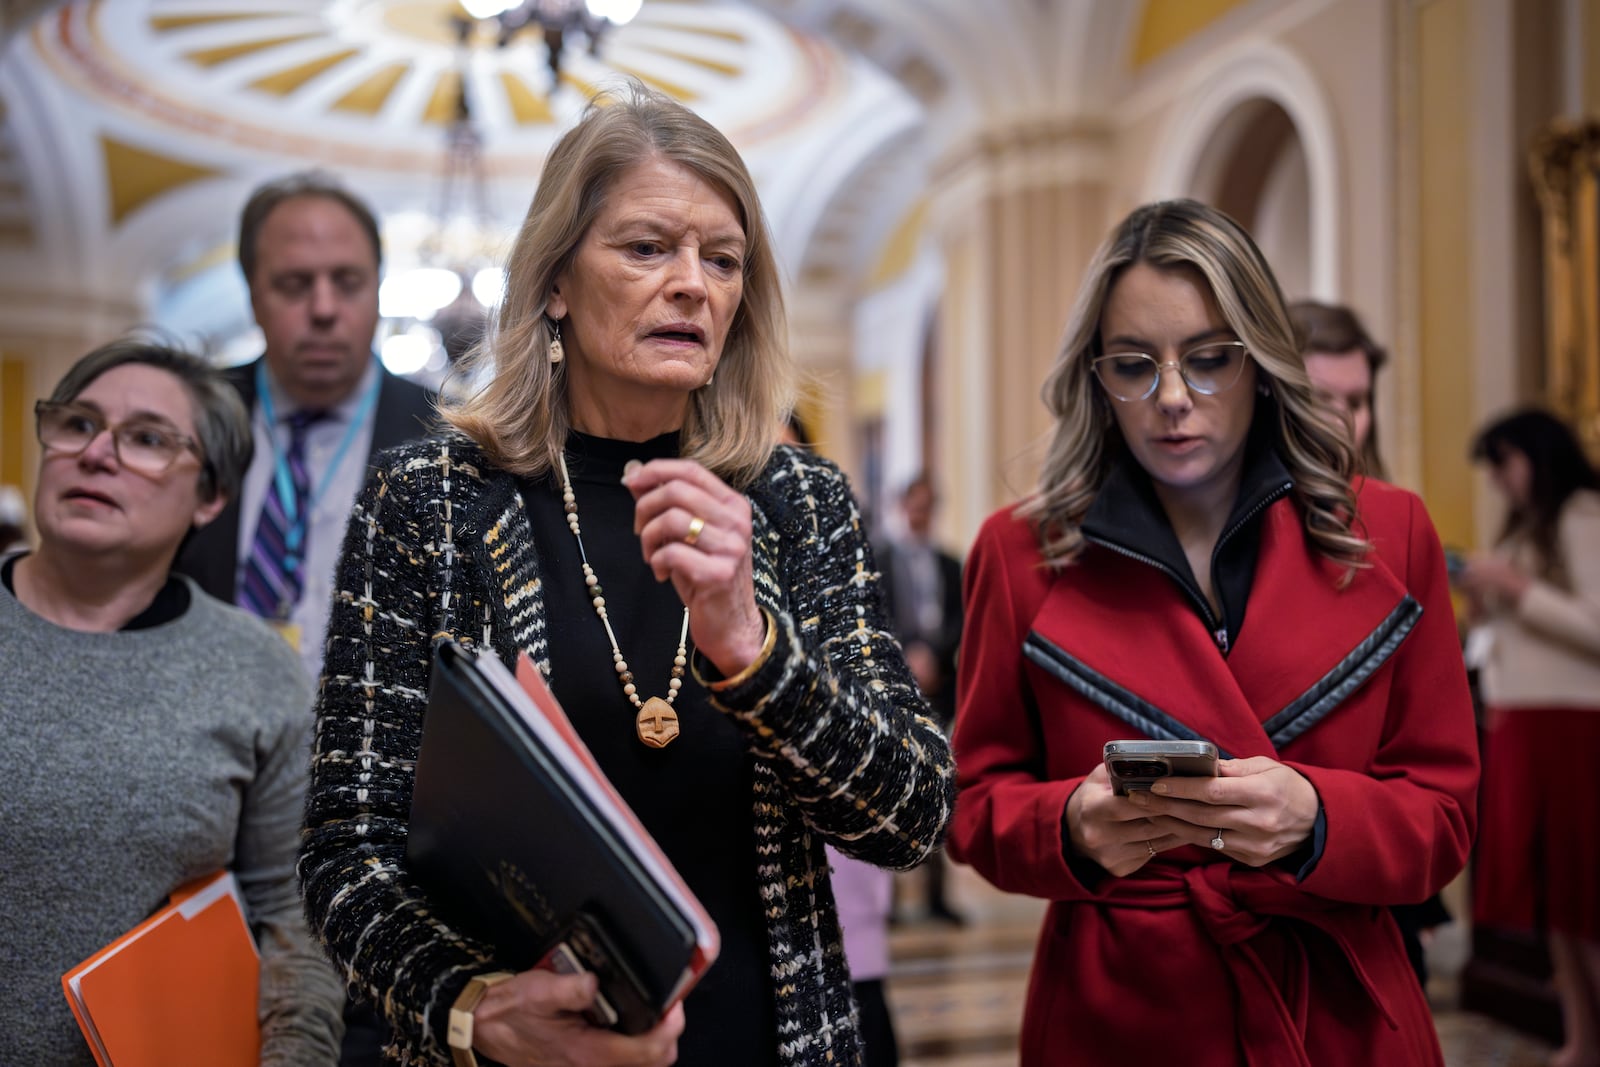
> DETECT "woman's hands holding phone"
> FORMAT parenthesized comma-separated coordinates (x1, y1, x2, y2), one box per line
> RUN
(1066, 757, 1320, 875)
(1065, 762, 1196, 877)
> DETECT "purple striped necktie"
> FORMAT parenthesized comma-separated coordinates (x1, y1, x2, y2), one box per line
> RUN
(240, 409, 325, 620)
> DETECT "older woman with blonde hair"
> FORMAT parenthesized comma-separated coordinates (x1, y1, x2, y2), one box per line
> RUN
(946, 199, 1478, 1065)
(299, 81, 953, 1067)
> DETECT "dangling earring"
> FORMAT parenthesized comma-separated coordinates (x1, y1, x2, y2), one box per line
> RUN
(548, 318, 564, 364)
(1257, 378, 1272, 397)
(704, 372, 714, 388)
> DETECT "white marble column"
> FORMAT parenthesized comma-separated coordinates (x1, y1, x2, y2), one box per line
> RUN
(926, 121, 1113, 547)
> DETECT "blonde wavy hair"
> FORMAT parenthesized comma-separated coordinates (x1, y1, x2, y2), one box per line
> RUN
(442, 79, 792, 489)
(1021, 199, 1367, 571)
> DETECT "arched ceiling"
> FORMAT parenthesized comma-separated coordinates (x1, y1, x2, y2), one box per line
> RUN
(0, 0, 929, 335)
(0, 0, 1263, 342)
(33, 1, 841, 171)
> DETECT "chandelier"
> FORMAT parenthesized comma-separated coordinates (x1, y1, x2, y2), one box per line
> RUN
(376, 0, 644, 380)
(457, 0, 644, 84)
(375, 90, 502, 379)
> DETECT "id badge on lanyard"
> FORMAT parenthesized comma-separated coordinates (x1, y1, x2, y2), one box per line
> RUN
(256, 362, 380, 638)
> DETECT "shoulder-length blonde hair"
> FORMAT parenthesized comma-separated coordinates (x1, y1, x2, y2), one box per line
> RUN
(443, 79, 792, 489)
(1021, 198, 1367, 570)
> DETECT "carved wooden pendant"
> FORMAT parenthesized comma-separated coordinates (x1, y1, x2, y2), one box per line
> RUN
(636, 696, 680, 748)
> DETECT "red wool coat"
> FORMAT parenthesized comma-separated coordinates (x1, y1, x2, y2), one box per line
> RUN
(946, 481, 1478, 1067)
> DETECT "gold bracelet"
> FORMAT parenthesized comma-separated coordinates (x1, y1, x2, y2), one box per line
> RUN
(448, 971, 514, 1067)
(703, 609, 778, 691)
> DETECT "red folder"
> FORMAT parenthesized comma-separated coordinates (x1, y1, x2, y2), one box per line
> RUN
(62, 870, 261, 1067)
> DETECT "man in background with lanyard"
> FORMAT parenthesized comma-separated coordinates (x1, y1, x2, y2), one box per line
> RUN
(179, 172, 433, 685)
(175, 174, 433, 1067)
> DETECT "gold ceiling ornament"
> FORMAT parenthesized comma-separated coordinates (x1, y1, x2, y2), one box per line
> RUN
(100, 134, 221, 225)
(183, 32, 321, 68)
(148, 12, 281, 33)
(331, 62, 409, 115)
(144, 1, 737, 120)
(250, 47, 362, 96)
(31, 0, 836, 169)
(1130, 0, 1249, 68)
(630, 43, 737, 77)
(499, 69, 555, 124)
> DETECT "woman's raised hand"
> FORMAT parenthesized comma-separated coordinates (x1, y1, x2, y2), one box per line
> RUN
(623, 458, 768, 679)
(473, 968, 683, 1067)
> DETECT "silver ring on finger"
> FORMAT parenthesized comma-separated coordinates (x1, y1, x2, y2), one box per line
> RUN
(1210, 829, 1225, 850)
(1146, 840, 1158, 858)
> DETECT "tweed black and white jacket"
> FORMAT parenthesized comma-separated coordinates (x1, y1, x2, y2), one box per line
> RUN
(299, 435, 956, 1066)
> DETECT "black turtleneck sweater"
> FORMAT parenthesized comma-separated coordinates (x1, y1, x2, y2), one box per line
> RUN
(1080, 413, 1294, 654)
(520, 431, 777, 1065)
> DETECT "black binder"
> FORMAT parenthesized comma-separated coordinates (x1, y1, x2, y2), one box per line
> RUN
(409, 638, 719, 1035)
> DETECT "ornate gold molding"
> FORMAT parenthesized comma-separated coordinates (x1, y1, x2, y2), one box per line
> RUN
(1529, 119, 1600, 455)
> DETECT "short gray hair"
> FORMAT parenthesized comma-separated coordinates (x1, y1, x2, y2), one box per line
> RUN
(49, 339, 253, 504)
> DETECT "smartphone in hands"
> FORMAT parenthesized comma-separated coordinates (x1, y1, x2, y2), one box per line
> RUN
(1103, 740, 1219, 796)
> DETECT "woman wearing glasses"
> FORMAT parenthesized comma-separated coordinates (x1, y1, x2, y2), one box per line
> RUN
(0, 339, 343, 1066)
(946, 200, 1478, 1065)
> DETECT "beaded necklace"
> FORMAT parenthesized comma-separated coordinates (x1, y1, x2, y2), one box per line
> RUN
(558, 452, 689, 748)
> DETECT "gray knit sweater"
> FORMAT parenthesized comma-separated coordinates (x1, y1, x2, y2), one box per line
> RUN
(0, 565, 344, 1066)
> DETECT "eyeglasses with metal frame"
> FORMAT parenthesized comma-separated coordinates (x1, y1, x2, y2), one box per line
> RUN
(1091, 339, 1251, 402)
(35, 400, 203, 476)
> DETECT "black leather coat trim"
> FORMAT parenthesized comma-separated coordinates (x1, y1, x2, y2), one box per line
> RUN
(1022, 631, 1234, 759)
(1023, 596, 1420, 757)
(1260, 596, 1423, 748)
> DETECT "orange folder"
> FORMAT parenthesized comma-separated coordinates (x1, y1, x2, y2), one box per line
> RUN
(62, 870, 261, 1067)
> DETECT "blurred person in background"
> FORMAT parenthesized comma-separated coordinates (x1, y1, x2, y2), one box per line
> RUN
(948, 199, 1478, 1065)
(176, 171, 434, 683)
(779, 410, 812, 450)
(828, 851, 901, 1067)
(1464, 409, 1600, 1067)
(787, 413, 905, 1067)
(879, 473, 966, 925)
(1288, 300, 1388, 480)
(1291, 298, 1449, 986)
(173, 169, 433, 1067)
(0, 338, 343, 1066)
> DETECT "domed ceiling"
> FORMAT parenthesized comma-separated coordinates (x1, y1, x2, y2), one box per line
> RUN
(0, 0, 926, 344)
(32, 0, 842, 174)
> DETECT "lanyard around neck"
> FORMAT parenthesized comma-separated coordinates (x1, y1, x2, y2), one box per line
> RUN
(256, 360, 382, 564)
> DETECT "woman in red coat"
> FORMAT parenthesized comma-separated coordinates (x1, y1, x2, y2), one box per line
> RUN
(946, 199, 1478, 1066)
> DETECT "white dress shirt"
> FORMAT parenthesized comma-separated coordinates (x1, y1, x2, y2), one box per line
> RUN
(236, 359, 380, 681)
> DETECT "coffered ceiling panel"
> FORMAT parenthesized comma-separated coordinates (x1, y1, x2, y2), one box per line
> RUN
(28, 0, 844, 173)
(0, 0, 932, 308)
